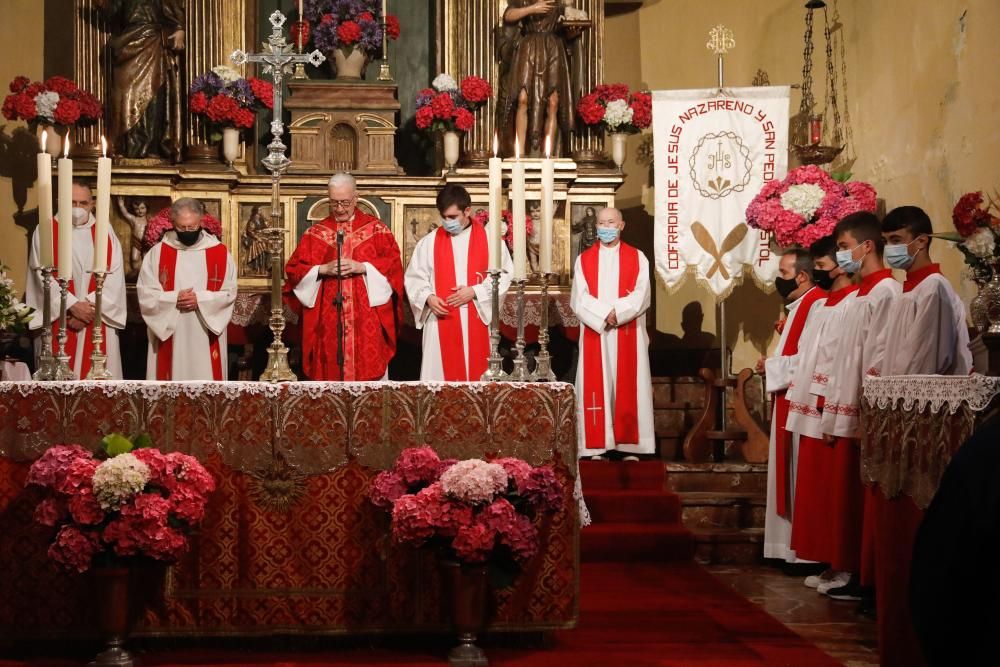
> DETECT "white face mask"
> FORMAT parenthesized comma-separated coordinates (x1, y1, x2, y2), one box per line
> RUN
(72, 207, 90, 227)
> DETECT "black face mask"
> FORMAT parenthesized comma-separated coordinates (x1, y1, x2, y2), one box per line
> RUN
(812, 268, 834, 290)
(176, 229, 202, 247)
(774, 276, 799, 300)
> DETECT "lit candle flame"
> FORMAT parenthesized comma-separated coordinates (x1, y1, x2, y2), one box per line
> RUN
(493, 133, 498, 158)
(101, 135, 107, 158)
(41, 130, 48, 153)
(544, 134, 551, 159)
(63, 135, 69, 159)
(514, 135, 520, 161)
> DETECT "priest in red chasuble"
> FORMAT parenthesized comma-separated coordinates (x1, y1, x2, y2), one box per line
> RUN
(570, 207, 654, 458)
(284, 173, 404, 381)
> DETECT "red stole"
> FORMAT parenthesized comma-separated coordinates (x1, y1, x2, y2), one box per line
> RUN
(51, 221, 112, 379)
(773, 286, 826, 517)
(580, 243, 640, 449)
(432, 224, 489, 381)
(156, 243, 227, 381)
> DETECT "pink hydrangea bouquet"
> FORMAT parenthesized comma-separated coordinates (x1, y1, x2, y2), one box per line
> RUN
(142, 207, 224, 252)
(745, 165, 878, 248)
(26, 434, 215, 573)
(369, 446, 563, 585)
(470, 209, 533, 253)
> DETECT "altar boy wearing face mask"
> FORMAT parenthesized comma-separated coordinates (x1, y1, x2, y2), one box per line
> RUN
(26, 181, 127, 379)
(876, 205, 972, 376)
(404, 184, 513, 381)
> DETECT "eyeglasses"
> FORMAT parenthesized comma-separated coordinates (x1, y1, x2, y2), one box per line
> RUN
(331, 199, 355, 209)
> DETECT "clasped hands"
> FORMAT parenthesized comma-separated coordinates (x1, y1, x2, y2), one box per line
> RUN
(605, 309, 619, 328)
(319, 259, 365, 278)
(176, 288, 199, 313)
(427, 286, 476, 317)
(67, 301, 95, 331)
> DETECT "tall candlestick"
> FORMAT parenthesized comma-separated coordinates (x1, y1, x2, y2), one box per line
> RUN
(540, 135, 554, 274)
(511, 137, 527, 281)
(93, 137, 111, 272)
(56, 136, 73, 281)
(488, 134, 502, 271)
(298, 0, 304, 50)
(37, 131, 53, 267)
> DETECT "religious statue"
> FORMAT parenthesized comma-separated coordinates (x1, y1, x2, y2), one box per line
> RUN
(97, 0, 185, 161)
(496, 0, 588, 157)
(572, 205, 598, 260)
(527, 200, 542, 274)
(242, 206, 271, 276)
(116, 196, 148, 276)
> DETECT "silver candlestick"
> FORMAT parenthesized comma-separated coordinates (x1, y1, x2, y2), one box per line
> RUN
(508, 279, 529, 382)
(32, 266, 58, 380)
(529, 272, 557, 382)
(53, 277, 75, 380)
(86, 271, 112, 380)
(480, 269, 508, 381)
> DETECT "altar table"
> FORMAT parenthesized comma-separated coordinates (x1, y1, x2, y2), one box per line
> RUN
(861, 374, 1000, 667)
(0, 381, 579, 638)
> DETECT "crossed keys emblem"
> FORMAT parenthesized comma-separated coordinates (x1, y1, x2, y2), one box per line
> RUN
(690, 221, 748, 280)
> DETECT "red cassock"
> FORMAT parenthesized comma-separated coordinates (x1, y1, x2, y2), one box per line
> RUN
(284, 212, 404, 381)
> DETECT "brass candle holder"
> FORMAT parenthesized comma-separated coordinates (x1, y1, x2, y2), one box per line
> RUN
(32, 266, 58, 381)
(479, 269, 508, 381)
(529, 272, 557, 382)
(259, 226, 297, 382)
(507, 279, 529, 382)
(86, 271, 112, 380)
(53, 277, 76, 380)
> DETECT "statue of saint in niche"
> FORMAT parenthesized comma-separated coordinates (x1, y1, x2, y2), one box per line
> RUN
(496, 0, 588, 158)
(96, 0, 185, 161)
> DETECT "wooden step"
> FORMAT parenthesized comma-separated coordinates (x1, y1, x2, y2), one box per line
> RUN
(691, 527, 764, 565)
(665, 462, 768, 494)
(678, 492, 766, 531)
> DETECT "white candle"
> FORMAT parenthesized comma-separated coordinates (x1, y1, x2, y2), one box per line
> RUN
(93, 136, 112, 272)
(56, 136, 73, 281)
(511, 137, 527, 281)
(488, 134, 502, 271)
(540, 135, 554, 275)
(37, 131, 53, 268)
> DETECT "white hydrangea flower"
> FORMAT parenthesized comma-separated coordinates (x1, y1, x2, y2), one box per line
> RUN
(212, 65, 242, 84)
(602, 99, 634, 129)
(780, 183, 827, 220)
(92, 453, 150, 510)
(432, 73, 458, 92)
(34, 91, 60, 124)
(962, 227, 997, 259)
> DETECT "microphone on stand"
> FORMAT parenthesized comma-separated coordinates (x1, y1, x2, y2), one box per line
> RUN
(334, 230, 346, 380)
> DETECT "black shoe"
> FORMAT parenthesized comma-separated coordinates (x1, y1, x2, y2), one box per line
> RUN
(780, 561, 828, 577)
(857, 588, 876, 619)
(826, 574, 863, 601)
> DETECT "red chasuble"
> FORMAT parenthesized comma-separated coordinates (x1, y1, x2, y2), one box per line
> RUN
(433, 223, 489, 381)
(156, 243, 228, 381)
(580, 242, 640, 449)
(772, 286, 826, 517)
(51, 220, 113, 379)
(284, 211, 404, 381)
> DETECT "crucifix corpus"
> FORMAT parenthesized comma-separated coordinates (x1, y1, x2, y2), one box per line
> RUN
(231, 11, 325, 383)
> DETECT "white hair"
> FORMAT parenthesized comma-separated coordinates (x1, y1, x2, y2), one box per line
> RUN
(328, 172, 356, 191)
(597, 207, 623, 221)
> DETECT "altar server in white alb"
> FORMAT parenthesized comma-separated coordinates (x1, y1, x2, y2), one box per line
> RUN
(876, 206, 972, 377)
(26, 182, 127, 379)
(405, 184, 513, 381)
(570, 207, 654, 458)
(762, 249, 826, 563)
(137, 198, 237, 380)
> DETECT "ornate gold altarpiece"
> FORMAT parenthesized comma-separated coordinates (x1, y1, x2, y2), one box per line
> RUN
(68, 0, 620, 316)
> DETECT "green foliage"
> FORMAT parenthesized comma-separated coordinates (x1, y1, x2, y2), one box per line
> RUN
(101, 433, 134, 456)
(131, 433, 153, 450)
(830, 171, 853, 183)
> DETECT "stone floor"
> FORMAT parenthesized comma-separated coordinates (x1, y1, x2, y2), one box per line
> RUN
(707, 564, 880, 667)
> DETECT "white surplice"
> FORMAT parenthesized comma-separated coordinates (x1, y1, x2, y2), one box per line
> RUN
(137, 231, 237, 380)
(570, 244, 655, 456)
(404, 225, 513, 381)
(821, 274, 901, 438)
(763, 287, 825, 562)
(785, 288, 858, 440)
(26, 214, 126, 379)
(878, 272, 972, 377)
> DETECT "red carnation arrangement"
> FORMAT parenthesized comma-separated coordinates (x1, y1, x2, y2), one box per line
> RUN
(26, 434, 215, 573)
(143, 206, 224, 252)
(945, 190, 1000, 276)
(336, 20, 362, 45)
(2, 75, 102, 130)
(303, 0, 401, 56)
(576, 83, 652, 134)
(370, 447, 563, 582)
(188, 66, 272, 135)
(415, 73, 493, 135)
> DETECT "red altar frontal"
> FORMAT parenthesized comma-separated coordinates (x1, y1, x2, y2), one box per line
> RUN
(0, 381, 579, 638)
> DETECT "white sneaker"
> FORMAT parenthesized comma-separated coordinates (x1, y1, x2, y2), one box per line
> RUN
(590, 455, 605, 461)
(816, 572, 851, 594)
(623, 455, 640, 461)
(804, 569, 835, 589)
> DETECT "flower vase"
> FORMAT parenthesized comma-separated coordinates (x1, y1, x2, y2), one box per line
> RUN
(985, 261, 1000, 335)
(608, 132, 627, 172)
(440, 559, 489, 667)
(970, 272, 992, 334)
(332, 47, 367, 80)
(221, 127, 240, 167)
(36, 123, 66, 156)
(90, 567, 135, 667)
(443, 130, 461, 174)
